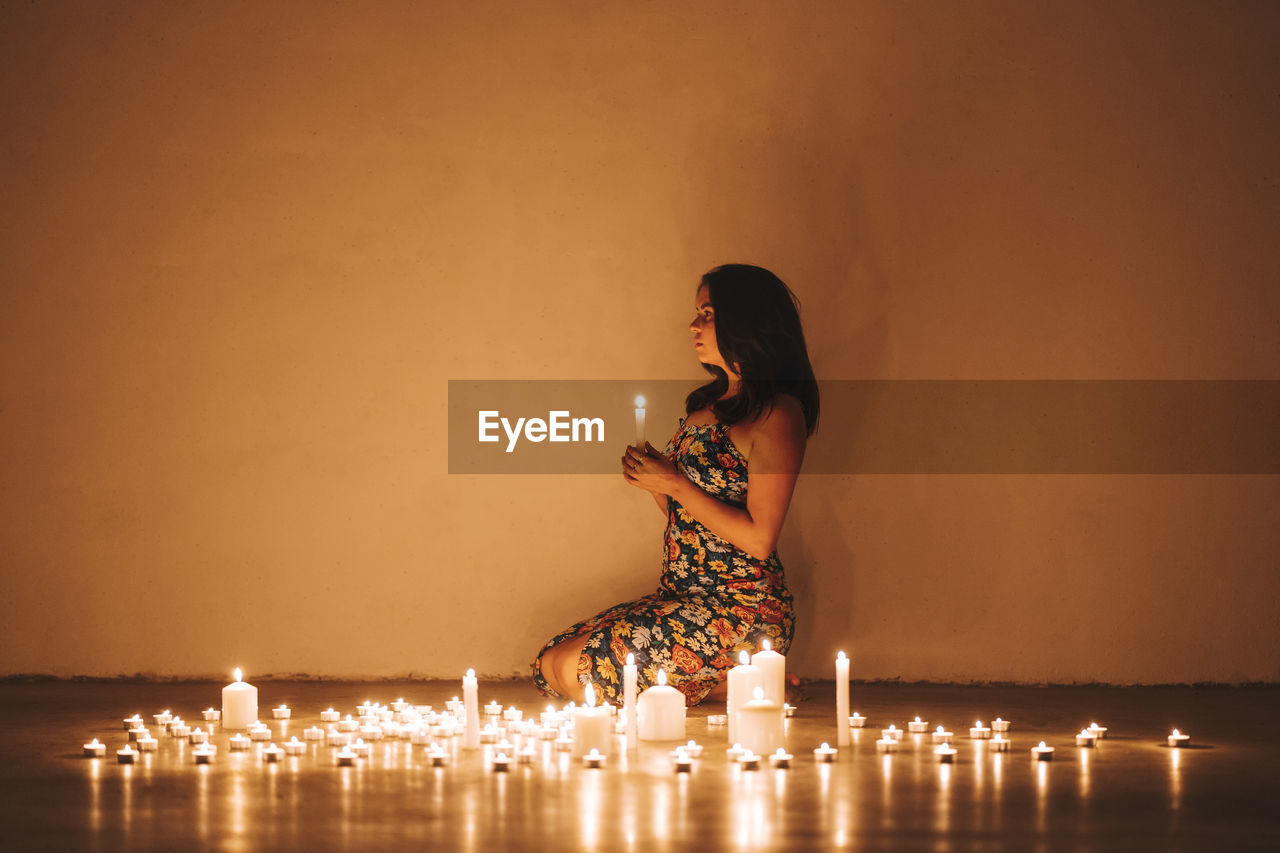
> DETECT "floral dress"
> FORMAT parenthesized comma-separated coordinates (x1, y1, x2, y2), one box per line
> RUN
(532, 416, 795, 706)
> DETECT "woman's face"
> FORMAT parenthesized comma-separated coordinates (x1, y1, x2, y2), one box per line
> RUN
(689, 285, 735, 375)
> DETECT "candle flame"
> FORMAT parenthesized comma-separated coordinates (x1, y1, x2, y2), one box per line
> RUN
(657, 669, 668, 686)
(976, 721, 982, 727)
(585, 684, 596, 708)
(820, 742, 830, 749)
(233, 667, 242, 682)
(1038, 741, 1047, 748)
(914, 716, 922, 723)
(1171, 729, 1180, 736)
(762, 638, 771, 651)
(635, 395, 645, 407)
(753, 686, 764, 700)
(837, 650, 846, 660)
(937, 726, 944, 733)
(775, 748, 786, 756)
(738, 650, 750, 665)
(626, 652, 635, 666)
(465, 668, 475, 678)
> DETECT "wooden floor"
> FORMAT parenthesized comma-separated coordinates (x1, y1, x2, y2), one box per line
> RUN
(1, 679, 1276, 851)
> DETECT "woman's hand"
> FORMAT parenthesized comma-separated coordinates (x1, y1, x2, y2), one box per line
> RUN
(621, 442, 683, 495)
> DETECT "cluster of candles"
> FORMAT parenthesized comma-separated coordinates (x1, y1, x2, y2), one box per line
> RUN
(80, 659, 1198, 770)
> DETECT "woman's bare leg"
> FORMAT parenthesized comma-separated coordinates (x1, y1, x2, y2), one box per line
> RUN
(541, 634, 590, 704)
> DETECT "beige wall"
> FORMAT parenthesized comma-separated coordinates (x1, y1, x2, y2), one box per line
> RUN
(2, 1, 1277, 683)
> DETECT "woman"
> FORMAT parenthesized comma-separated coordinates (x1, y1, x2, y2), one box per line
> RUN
(532, 264, 819, 706)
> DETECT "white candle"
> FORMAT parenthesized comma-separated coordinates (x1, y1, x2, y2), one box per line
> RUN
(672, 748, 693, 772)
(137, 735, 158, 752)
(835, 650, 850, 746)
(128, 726, 148, 742)
(122, 714, 143, 730)
(1075, 729, 1097, 748)
(624, 652, 638, 752)
(932, 726, 954, 744)
(1087, 722, 1107, 739)
(303, 726, 325, 741)
(1032, 741, 1054, 761)
(202, 708, 221, 722)
(116, 745, 137, 764)
(517, 745, 536, 764)
(727, 651, 761, 746)
(462, 669, 480, 750)
(221, 668, 258, 730)
(272, 705, 291, 720)
(738, 750, 761, 770)
(706, 714, 728, 726)
(284, 736, 306, 756)
(849, 712, 866, 728)
(492, 752, 512, 772)
(502, 707, 522, 722)
(881, 724, 903, 741)
(320, 708, 340, 723)
(935, 743, 957, 763)
(335, 746, 357, 766)
(228, 734, 251, 751)
(1167, 729, 1190, 748)
(170, 721, 190, 738)
(737, 686, 784, 757)
(634, 395, 646, 447)
(153, 710, 172, 727)
(83, 738, 106, 758)
(194, 743, 215, 764)
(484, 700, 502, 718)
(683, 740, 703, 757)
(725, 742, 744, 761)
(188, 729, 208, 745)
(582, 747, 607, 768)
(574, 684, 612, 756)
(876, 736, 898, 753)
(337, 715, 358, 732)
(908, 716, 929, 734)
(637, 670, 686, 741)
(263, 743, 283, 762)
(752, 639, 787, 707)
(813, 742, 838, 762)
(969, 721, 992, 740)
(769, 747, 793, 768)
(991, 734, 1011, 752)
(351, 739, 371, 758)
(992, 717, 1011, 733)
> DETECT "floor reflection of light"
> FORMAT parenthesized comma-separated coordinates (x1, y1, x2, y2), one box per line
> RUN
(579, 767, 602, 849)
(463, 785, 478, 853)
(1036, 760, 1050, 835)
(933, 762, 951, 834)
(88, 753, 101, 837)
(622, 782, 637, 851)
(654, 776, 671, 843)
(1079, 747, 1091, 801)
(231, 764, 247, 841)
(880, 753, 893, 832)
(1170, 745, 1182, 811)
(197, 763, 209, 844)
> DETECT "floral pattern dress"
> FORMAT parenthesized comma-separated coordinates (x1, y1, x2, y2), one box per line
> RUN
(532, 416, 795, 706)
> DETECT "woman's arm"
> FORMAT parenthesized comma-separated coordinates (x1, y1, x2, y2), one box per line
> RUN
(627, 396, 807, 560)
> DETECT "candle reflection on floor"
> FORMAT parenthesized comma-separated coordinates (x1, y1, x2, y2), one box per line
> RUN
(934, 761, 952, 835)
(1036, 759, 1050, 837)
(1170, 744, 1182, 812)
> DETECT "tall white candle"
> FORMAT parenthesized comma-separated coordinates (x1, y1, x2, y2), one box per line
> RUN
(221, 668, 257, 730)
(751, 639, 786, 707)
(462, 668, 480, 749)
(737, 686, 784, 757)
(835, 651, 850, 747)
(574, 684, 612, 757)
(634, 395, 646, 447)
(727, 651, 761, 746)
(623, 652, 638, 752)
(637, 670, 686, 741)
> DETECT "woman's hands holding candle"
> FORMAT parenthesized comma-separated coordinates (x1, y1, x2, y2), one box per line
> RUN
(622, 443, 682, 494)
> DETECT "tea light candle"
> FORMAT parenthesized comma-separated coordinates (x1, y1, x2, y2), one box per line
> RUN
(935, 743, 957, 763)
(153, 710, 173, 727)
(769, 747, 793, 768)
(351, 738, 372, 758)
(502, 707, 523, 722)
(582, 748, 606, 768)
(932, 726, 954, 744)
(835, 650, 850, 746)
(338, 715, 358, 732)
(117, 745, 137, 764)
(273, 705, 291, 720)
(554, 732, 575, 751)
(492, 752, 512, 771)
(263, 743, 283, 762)
(391, 698, 408, 712)
(637, 670, 686, 742)
(202, 708, 221, 722)
(634, 395, 646, 447)
(194, 743, 215, 764)
(1032, 741, 1054, 760)
(683, 740, 704, 758)
(1167, 729, 1190, 748)
(128, 726, 149, 742)
(250, 726, 272, 742)
(83, 738, 106, 758)
(991, 734, 1011, 752)
(123, 714, 143, 730)
(427, 746, 449, 766)
(188, 729, 208, 745)
(783, 703, 796, 718)
(813, 742, 838, 762)
(849, 712, 866, 728)
(1088, 722, 1107, 739)
(739, 750, 761, 770)
(335, 746, 357, 766)
(969, 721, 992, 739)
(228, 734, 251, 751)
(484, 700, 503, 718)
(479, 723, 498, 744)
(463, 669, 480, 750)
(908, 716, 929, 734)
(875, 736, 898, 753)
(725, 742, 745, 761)
(624, 652, 638, 752)
(992, 718, 1011, 733)
(410, 727, 431, 745)
(1075, 729, 1098, 748)
(881, 724, 903, 741)
(221, 668, 258, 731)
(673, 748, 693, 772)
(321, 708, 341, 723)
(517, 745, 536, 765)
(137, 735, 159, 752)
(284, 737, 306, 756)
(304, 726, 325, 741)
(170, 721, 191, 738)
(707, 715, 728, 726)
(327, 730, 351, 747)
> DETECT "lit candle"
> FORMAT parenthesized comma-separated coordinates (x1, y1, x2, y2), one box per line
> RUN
(1075, 729, 1098, 747)
(991, 734, 1011, 752)
(462, 669, 480, 750)
(783, 703, 796, 718)
(1167, 729, 1190, 748)
(202, 708, 221, 722)
(492, 752, 512, 772)
(574, 684, 612, 756)
(188, 728, 208, 745)
(517, 745, 536, 764)
(221, 668, 258, 730)
(876, 736, 897, 753)
(737, 686, 784, 757)
(634, 395, 646, 447)
(170, 720, 191, 738)
(969, 721, 992, 740)
(249, 725, 272, 742)
(582, 747, 606, 768)
(484, 700, 502, 718)
(637, 670, 686, 741)
(351, 738, 372, 758)
(194, 743, 215, 764)
(683, 739, 703, 758)
(1032, 741, 1054, 761)
(752, 639, 787, 707)
(284, 736, 306, 756)
(813, 742, 838, 762)
(335, 746, 357, 766)
(320, 708, 340, 723)
(672, 748, 693, 772)
(337, 715, 358, 732)
(624, 652, 638, 752)
(128, 726, 148, 742)
(769, 747, 793, 768)
(116, 745, 137, 764)
(304, 725, 325, 741)
(726, 742, 744, 761)
(932, 726, 954, 744)
(706, 714, 728, 726)
(273, 705, 291, 720)
(122, 714, 143, 730)
(391, 698, 408, 712)
(263, 743, 283, 762)
(849, 712, 866, 728)
(835, 650, 850, 746)
(1088, 722, 1107, 739)
(502, 707, 522, 722)
(83, 738, 106, 758)
(992, 717, 1011, 733)
(137, 735, 158, 752)
(228, 734, 251, 751)
(908, 716, 929, 734)
(738, 750, 761, 770)
(727, 651, 761, 746)
(881, 724, 903, 741)
(427, 745, 449, 766)
(935, 743, 957, 763)
(153, 710, 173, 727)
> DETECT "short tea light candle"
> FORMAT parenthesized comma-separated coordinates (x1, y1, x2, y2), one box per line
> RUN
(503, 707, 522, 723)
(1032, 741, 1054, 761)
(992, 718, 1011, 733)
(1168, 729, 1190, 748)
(321, 708, 341, 723)
(83, 738, 106, 758)
(1075, 729, 1098, 748)
(117, 745, 137, 764)
(137, 735, 159, 752)
(484, 701, 503, 718)
(517, 745, 536, 765)
(335, 746, 357, 766)
(725, 742, 745, 761)
(228, 734, 251, 751)
(969, 721, 992, 740)
(492, 752, 512, 772)
(222, 668, 258, 731)
(123, 714, 143, 731)
(876, 736, 898, 753)
(784, 703, 796, 718)
(170, 720, 191, 738)
(284, 737, 306, 756)
(582, 748, 606, 768)
(769, 748, 793, 768)
(683, 740, 703, 758)
(908, 716, 929, 734)
(935, 743, 958, 763)
(128, 726, 149, 742)
(250, 725, 272, 742)
(849, 712, 866, 728)
(263, 743, 283, 762)
(706, 715, 728, 727)
(738, 750, 761, 770)
(188, 729, 208, 745)
(991, 734, 1011, 752)
(673, 748, 693, 772)
(194, 743, 215, 764)
(153, 710, 173, 727)
(202, 708, 221, 722)
(813, 742, 838, 762)
(273, 705, 291, 720)
(304, 726, 325, 741)
(338, 716, 359, 732)
(1088, 722, 1108, 740)
(427, 746, 449, 766)
(932, 726, 954, 744)
(881, 724, 903, 741)
(351, 739, 372, 758)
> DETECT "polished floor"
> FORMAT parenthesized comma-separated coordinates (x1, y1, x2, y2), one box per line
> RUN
(1, 680, 1276, 851)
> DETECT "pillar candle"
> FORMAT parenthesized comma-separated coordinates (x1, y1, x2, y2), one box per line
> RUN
(221, 668, 258, 730)
(462, 668, 480, 750)
(737, 686, 784, 757)
(727, 651, 761, 746)
(835, 650, 850, 746)
(634, 395, 646, 447)
(574, 684, 612, 757)
(637, 670, 686, 741)
(752, 639, 786, 706)
(623, 652, 638, 752)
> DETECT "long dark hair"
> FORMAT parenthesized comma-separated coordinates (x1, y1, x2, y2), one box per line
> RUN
(685, 264, 820, 436)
